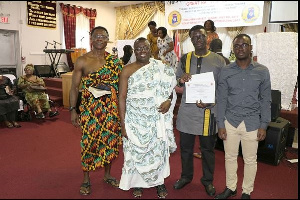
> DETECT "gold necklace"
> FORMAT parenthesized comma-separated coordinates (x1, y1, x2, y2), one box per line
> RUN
(193, 50, 211, 58)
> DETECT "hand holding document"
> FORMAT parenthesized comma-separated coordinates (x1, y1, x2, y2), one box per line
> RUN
(88, 86, 111, 98)
(185, 72, 215, 103)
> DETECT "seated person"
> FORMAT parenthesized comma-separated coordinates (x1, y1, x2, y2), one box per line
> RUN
(121, 45, 136, 66)
(17, 64, 58, 119)
(0, 73, 21, 128)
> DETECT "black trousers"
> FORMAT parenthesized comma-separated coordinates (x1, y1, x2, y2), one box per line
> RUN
(179, 131, 216, 186)
(0, 111, 17, 122)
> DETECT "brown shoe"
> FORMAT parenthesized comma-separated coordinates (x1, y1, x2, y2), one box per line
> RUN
(193, 152, 202, 159)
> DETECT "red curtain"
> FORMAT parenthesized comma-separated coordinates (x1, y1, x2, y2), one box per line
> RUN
(60, 3, 97, 71)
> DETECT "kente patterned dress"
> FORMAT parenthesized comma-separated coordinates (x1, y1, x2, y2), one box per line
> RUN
(79, 52, 123, 171)
(119, 58, 177, 190)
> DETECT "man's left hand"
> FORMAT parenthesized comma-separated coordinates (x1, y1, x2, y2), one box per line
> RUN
(158, 100, 171, 114)
(257, 128, 266, 141)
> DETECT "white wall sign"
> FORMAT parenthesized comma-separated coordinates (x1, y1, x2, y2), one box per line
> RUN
(165, 1, 264, 30)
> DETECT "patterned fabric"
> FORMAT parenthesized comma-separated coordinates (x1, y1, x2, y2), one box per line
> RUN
(157, 35, 178, 72)
(17, 76, 50, 111)
(119, 58, 177, 190)
(79, 52, 123, 171)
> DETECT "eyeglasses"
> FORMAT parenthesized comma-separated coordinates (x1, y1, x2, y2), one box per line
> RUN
(233, 43, 250, 49)
(191, 34, 206, 41)
(134, 46, 150, 52)
(92, 34, 108, 40)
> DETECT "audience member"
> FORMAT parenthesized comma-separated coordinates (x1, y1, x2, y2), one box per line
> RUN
(204, 19, 219, 50)
(157, 26, 178, 71)
(69, 26, 123, 195)
(157, 26, 178, 114)
(147, 21, 159, 59)
(173, 25, 226, 197)
(121, 45, 136, 65)
(118, 37, 177, 199)
(215, 34, 271, 199)
(210, 38, 230, 65)
(17, 64, 58, 119)
(0, 73, 21, 128)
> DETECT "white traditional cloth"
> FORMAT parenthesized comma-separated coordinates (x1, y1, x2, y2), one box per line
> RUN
(119, 58, 177, 190)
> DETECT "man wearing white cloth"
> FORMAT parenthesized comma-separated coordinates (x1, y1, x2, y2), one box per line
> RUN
(118, 37, 177, 199)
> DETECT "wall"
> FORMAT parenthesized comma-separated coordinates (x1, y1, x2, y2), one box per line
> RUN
(0, 1, 116, 77)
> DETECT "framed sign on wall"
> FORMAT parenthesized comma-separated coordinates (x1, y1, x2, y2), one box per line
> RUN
(27, 1, 56, 29)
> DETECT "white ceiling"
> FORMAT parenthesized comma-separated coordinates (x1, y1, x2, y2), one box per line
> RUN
(92, 1, 154, 7)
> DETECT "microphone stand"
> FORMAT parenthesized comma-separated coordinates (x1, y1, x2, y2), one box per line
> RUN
(53, 40, 62, 49)
(45, 41, 53, 49)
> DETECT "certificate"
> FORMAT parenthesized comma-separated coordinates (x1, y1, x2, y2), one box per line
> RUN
(185, 72, 215, 103)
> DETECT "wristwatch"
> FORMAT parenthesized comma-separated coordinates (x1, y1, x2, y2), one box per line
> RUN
(69, 106, 76, 111)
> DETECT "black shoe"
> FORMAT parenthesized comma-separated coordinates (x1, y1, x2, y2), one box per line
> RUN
(205, 184, 216, 196)
(214, 187, 237, 199)
(49, 111, 59, 118)
(241, 193, 250, 199)
(173, 178, 191, 190)
(36, 112, 45, 119)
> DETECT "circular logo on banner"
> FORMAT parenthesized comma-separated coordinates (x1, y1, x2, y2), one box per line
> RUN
(168, 11, 181, 27)
(241, 4, 260, 23)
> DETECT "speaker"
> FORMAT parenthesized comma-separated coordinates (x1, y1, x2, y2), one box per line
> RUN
(34, 65, 55, 77)
(271, 90, 281, 122)
(257, 117, 290, 166)
(55, 62, 70, 75)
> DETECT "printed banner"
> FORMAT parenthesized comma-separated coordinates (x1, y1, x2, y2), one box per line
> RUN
(165, 1, 264, 30)
(27, 1, 56, 29)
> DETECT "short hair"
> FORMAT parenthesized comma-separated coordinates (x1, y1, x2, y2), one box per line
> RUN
(204, 19, 216, 32)
(189, 25, 206, 37)
(210, 38, 223, 52)
(157, 27, 167, 37)
(134, 37, 148, 47)
(90, 26, 109, 37)
(233, 34, 251, 44)
(148, 21, 156, 27)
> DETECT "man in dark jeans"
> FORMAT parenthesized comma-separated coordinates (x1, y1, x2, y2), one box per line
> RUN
(173, 25, 226, 197)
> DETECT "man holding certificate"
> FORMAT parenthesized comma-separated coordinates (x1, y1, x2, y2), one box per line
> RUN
(173, 25, 226, 197)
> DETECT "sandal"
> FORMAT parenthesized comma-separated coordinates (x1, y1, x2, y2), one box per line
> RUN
(12, 122, 21, 128)
(103, 177, 119, 188)
(133, 187, 143, 198)
(79, 181, 91, 195)
(36, 112, 45, 119)
(5, 121, 14, 128)
(156, 184, 168, 199)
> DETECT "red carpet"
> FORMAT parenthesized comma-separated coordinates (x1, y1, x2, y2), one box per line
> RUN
(0, 108, 298, 199)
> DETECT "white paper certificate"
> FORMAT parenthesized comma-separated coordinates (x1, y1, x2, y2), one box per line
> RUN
(185, 72, 215, 103)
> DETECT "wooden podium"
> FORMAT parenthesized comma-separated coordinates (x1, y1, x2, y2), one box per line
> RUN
(61, 72, 73, 108)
